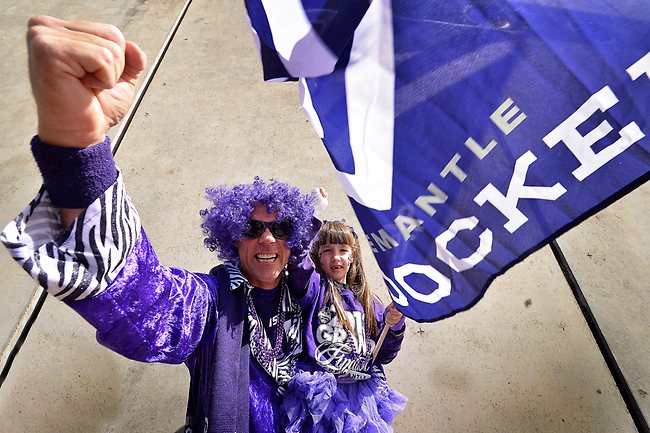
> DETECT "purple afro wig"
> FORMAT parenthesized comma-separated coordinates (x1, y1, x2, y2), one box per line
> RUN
(200, 177, 317, 262)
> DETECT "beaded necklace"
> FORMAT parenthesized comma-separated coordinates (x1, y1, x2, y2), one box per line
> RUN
(224, 262, 302, 386)
(246, 282, 286, 364)
(332, 282, 373, 367)
(346, 326, 372, 364)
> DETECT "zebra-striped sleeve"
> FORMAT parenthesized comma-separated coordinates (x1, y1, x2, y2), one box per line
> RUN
(1, 170, 141, 301)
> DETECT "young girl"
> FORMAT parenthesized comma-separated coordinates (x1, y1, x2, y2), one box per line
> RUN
(282, 221, 407, 433)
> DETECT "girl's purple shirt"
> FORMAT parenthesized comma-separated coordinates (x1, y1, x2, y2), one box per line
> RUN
(294, 271, 406, 378)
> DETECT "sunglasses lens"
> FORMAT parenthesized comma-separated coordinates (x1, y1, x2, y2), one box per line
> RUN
(243, 220, 265, 238)
(270, 222, 291, 239)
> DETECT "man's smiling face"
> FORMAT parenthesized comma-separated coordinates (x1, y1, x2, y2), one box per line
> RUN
(236, 204, 290, 289)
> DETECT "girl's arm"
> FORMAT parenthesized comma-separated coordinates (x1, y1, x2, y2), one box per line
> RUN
(372, 300, 406, 365)
(287, 216, 322, 309)
(288, 187, 327, 307)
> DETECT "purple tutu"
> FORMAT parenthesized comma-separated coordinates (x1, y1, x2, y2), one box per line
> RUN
(281, 368, 407, 433)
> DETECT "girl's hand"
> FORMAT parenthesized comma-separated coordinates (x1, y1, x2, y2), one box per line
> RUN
(312, 187, 328, 218)
(384, 302, 403, 328)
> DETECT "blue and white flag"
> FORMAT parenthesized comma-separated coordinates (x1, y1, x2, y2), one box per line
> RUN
(245, 0, 650, 322)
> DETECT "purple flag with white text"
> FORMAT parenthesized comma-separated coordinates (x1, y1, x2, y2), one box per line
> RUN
(245, 0, 650, 322)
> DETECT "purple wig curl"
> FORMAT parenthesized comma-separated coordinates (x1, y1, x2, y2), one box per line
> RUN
(200, 177, 316, 262)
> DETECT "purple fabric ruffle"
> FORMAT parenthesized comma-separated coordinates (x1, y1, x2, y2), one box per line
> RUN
(281, 368, 407, 433)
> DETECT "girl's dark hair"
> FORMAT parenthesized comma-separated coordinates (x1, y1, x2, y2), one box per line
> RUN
(310, 221, 379, 337)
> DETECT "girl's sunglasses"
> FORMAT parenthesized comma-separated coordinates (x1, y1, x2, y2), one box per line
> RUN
(243, 219, 292, 240)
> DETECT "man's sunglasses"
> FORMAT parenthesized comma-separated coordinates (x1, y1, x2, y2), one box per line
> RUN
(243, 219, 292, 240)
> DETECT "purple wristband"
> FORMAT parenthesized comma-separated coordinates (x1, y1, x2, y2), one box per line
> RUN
(31, 136, 118, 208)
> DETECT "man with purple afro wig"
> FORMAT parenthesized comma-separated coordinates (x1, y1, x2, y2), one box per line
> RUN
(201, 176, 318, 264)
(1, 17, 326, 433)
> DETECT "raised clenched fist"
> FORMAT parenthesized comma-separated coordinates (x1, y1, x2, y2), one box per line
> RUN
(27, 15, 147, 148)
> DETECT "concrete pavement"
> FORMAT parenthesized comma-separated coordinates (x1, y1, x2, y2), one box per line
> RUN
(0, 0, 647, 432)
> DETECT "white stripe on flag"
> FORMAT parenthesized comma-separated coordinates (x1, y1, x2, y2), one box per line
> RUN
(299, 78, 324, 138)
(261, 0, 338, 77)
(339, 0, 395, 210)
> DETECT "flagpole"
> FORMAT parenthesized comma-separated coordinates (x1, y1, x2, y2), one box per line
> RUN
(372, 302, 398, 363)
(371, 323, 391, 363)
